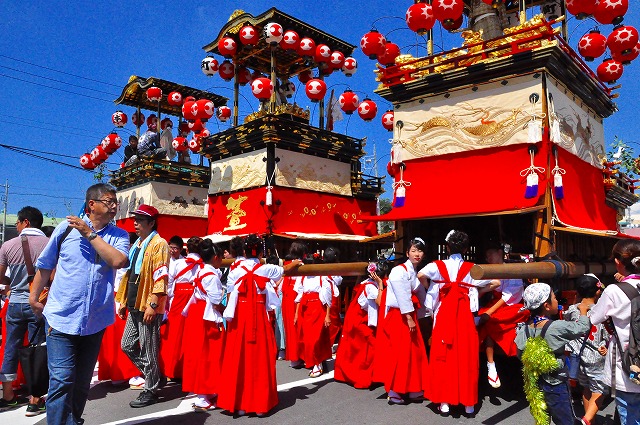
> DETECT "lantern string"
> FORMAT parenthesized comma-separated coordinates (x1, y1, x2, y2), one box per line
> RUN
(0, 143, 106, 172)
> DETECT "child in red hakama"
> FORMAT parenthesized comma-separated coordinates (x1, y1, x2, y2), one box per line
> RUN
(159, 238, 204, 380)
(383, 238, 430, 405)
(218, 235, 301, 416)
(181, 239, 225, 412)
(334, 262, 389, 389)
(420, 230, 495, 417)
(323, 247, 343, 347)
(280, 242, 307, 367)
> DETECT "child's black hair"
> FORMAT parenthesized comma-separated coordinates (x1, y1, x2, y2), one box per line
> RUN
(575, 274, 600, 299)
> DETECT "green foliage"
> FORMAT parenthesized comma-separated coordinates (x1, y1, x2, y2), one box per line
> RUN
(521, 334, 560, 425)
(608, 137, 637, 178)
(93, 164, 108, 183)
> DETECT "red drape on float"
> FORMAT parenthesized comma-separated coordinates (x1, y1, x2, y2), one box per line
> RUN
(117, 215, 208, 239)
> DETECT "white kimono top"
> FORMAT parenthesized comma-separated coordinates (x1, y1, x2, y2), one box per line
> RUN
(223, 258, 282, 320)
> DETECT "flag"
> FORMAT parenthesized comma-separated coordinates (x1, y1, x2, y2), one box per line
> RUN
(326, 89, 343, 131)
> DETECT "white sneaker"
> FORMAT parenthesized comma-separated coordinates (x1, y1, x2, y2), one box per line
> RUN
(487, 362, 501, 388)
(128, 376, 145, 389)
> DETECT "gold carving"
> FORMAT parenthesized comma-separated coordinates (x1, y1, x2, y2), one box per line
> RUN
(244, 103, 310, 124)
(224, 195, 248, 231)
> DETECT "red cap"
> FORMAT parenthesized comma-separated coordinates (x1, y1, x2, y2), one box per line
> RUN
(130, 204, 159, 218)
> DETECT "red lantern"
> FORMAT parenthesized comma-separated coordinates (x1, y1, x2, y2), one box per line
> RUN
(146, 114, 157, 128)
(91, 145, 108, 163)
(184, 96, 196, 104)
(612, 43, 640, 65)
(342, 57, 357, 77)
(281, 30, 300, 50)
(188, 119, 205, 134)
(172, 136, 188, 152)
(406, 3, 435, 35)
(264, 22, 284, 45)
(80, 153, 95, 170)
(443, 14, 464, 31)
(217, 106, 232, 122)
(432, 0, 464, 27)
(188, 137, 201, 153)
(298, 37, 316, 57)
(195, 99, 215, 121)
(236, 66, 251, 86)
(338, 90, 360, 115)
(481, 0, 504, 8)
(251, 77, 274, 100)
(594, 0, 628, 26)
(132, 111, 145, 127)
(146, 86, 162, 102)
(607, 25, 639, 55)
(239, 25, 259, 46)
(381, 110, 394, 131)
(578, 30, 607, 61)
(112, 111, 127, 128)
(218, 36, 237, 58)
(360, 30, 386, 59)
(377, 41, 401, 67)
(178, 121, 190, 135)
(314, 44, 331, 63)
(101, 133, 122, 154)
(161, 117, 173, 130)
(182, 101, 197, 121)
(597, 58, 624, 84)
(201, 57, 219, 76)
(298, 69, 313, 84)
(357, 99, 378, 121)
(565, 0, 598, 20)
(330, 51, 345, 69)
(167, 91, 183, 106)
(305, 79, 327, 102)
(218, 60, 235, 81)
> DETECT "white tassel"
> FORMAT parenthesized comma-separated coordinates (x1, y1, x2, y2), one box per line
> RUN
(528, 120, 542, 143)
(265, 187, 273, 206)
(551, 119, 561, 143)
(392, 142, 402, 164)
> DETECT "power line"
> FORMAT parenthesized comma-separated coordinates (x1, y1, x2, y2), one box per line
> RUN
(9, 192, 85, 201)
(0, 114, 99, 135)
(0, 73, 114, 103)
(0, 143, 119, 172)
(0, 54, 121, 88)
(0, 119, 98, 139)
(0, 64, 119, 97)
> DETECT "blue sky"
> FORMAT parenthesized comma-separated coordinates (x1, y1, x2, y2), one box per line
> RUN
(1, 1, 638, 218)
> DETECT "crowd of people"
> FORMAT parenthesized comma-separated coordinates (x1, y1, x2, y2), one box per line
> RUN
(1, 184, 640, 424)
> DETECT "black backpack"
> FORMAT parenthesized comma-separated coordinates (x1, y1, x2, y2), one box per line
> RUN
(611, 282, 640, 385)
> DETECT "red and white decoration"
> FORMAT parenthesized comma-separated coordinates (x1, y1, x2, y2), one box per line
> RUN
(381, 110, 394, 131)
(218, 36, 237, 58)
(167, 91, 183, 106)
(597, 58, 624, 84)
(239, 25, 260, 46)
(406, 2, 435, 35)
(188, 137, 201, 152)
(298, 37, 316, 57)
(195, 99, 215, 122)
(172, 136, 188, 152)
(612, 43, 640, 64)
(377, 41, 401, 67)
(342, 57, 357, 76)
(360, 30, 386, 59)
(217, 106, 232, 122)
(281, 30, 300, 50)
(201, 57, 219, 76)
(146, 86, 162, 102)
(607, 25, 639, 56)
(80, 153, 95, 170)
(432, 0, 464, 27)
(594, 0, 628, 26)
(182, 100, 198, 121)
(357, 99, 378, 121)
(565, 0, 599, 20)
(251, 77, 274, 100)
(338, 90, 360, 114)
(263, 22, 284, 45)
(443, 14, 463, 31)
(91, 145, 109, 164)
(305, 79, 327, 102)
(112, 111, 127, 128)
(188, 118, 205, 134)
(132, 111, 145, 127)
(315, 44, 331, 63)
(330, 51, 345, 69)
(578, 30, 607, 62)
(219, 60, 235, 81)
(101, 133, 122, 154)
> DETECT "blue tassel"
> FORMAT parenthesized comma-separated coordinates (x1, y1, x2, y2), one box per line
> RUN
(525, 173, 538, 199)
(394, 185, 406, 207)
(554, 173, 564, 200)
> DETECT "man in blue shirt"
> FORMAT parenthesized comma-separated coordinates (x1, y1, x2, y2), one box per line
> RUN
(30, 183, 129, 425)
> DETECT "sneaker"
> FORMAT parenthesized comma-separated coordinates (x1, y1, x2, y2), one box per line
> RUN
(25, 400, 46, 417)
(129, 390, 159, 408)
(0, 396, 29, 411)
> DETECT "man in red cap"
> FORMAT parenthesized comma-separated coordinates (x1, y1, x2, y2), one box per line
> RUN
(115, 204, 169, 408)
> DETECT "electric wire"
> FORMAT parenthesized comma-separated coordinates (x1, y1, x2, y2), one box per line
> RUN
(0, 73, 114, 103)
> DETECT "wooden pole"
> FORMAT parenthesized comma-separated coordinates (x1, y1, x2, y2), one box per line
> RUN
(220, 259, 369, 277)
(469, 261, 617, 280)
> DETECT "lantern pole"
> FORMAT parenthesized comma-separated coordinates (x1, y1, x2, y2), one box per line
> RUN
(319, 74, 325, 130)
(233, 60, 240, 127)
(269, 45, 277, 114)
(136, 106, 141, 138)
(427, 28, 433, 56)
(519, 0, 526, 25)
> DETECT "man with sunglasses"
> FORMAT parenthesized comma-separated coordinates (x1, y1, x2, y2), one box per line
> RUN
(115, 204, 169, 408)
(30, 183, 130, 424)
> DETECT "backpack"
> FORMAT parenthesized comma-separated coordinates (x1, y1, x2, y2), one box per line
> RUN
(521, 321, 559, 425)
(611, 281, 640, 385)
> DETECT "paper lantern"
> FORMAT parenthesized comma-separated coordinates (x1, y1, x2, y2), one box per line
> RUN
(360, 30, 386, 59)
(161, 118, 173, 130)
(188, 118, 205, 134)
(406, 3, 435, 35)
(314, 44, 331, 63)
(80, 153, 95, 170)
(112, 111, 127, 128)
(182, 101, 197, 121)
(298, 37, 316, 57)
(239, 25, 259, 46)
(91, 145, 108, 163)
(298, 69, 313, 84)
(264, 22, 284, 45)
(607, 25, 638, 55)
(305, 79, 327, 102)
(381, 110, 394, 131)
(565, 0, 598, 20)
(167, 91, 183, 106)
(218, 36, 237, 58)
(251, 77, 274, 100)
(357, 99, 378, 121)
(281, 30, 300, 50)
(188, 137, 201, 153)
(146, 114, 158, 128)
(612, 43, 640, 65)
(578, 30, 607, 61)
(443, 14, 464, 31)
(217, 106, 232, 122)
(218, 60, 235, 81)
(482, 0, 504, 8)
(432, 0, 464, 27)
(172, 136, 187, 152)
(377, 41, 401, 67)
(236, 66, 251, 86)
(329, 51, 345, 69)
(146, 86, 162, 102)
(597, 58, 624, 84)
(338, 90, 359, 115)
(342, 57, 357, 77)
(201, 57, 219, 76)
(183, 96, 196, 104)
(132, 111, 145, 127)
(594, 0, 628, 26)
(101, 133, 122, 154)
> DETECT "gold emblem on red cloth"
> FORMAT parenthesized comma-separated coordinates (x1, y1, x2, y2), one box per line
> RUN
(224, 195, 248, 231)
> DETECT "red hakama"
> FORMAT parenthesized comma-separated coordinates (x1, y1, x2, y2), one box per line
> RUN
(372, 287, 389, 384)
(181, 300, 225, 395)
(478, 292, 530, 357)
(98, 308, 139, 382)
(334, 284, 376, 388)
(299, 292, 332, 368)
(218, 265, 278, 414)
(328, 292, 342, 345)
(281, 273, 302, 361)
(426, 261, 478, 407)
(159, 283, 192, 379)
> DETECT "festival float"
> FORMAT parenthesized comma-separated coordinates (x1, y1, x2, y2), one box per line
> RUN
(361, 0, 639, 284)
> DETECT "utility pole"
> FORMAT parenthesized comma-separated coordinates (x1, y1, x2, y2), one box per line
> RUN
(1, 179, 8, 245)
